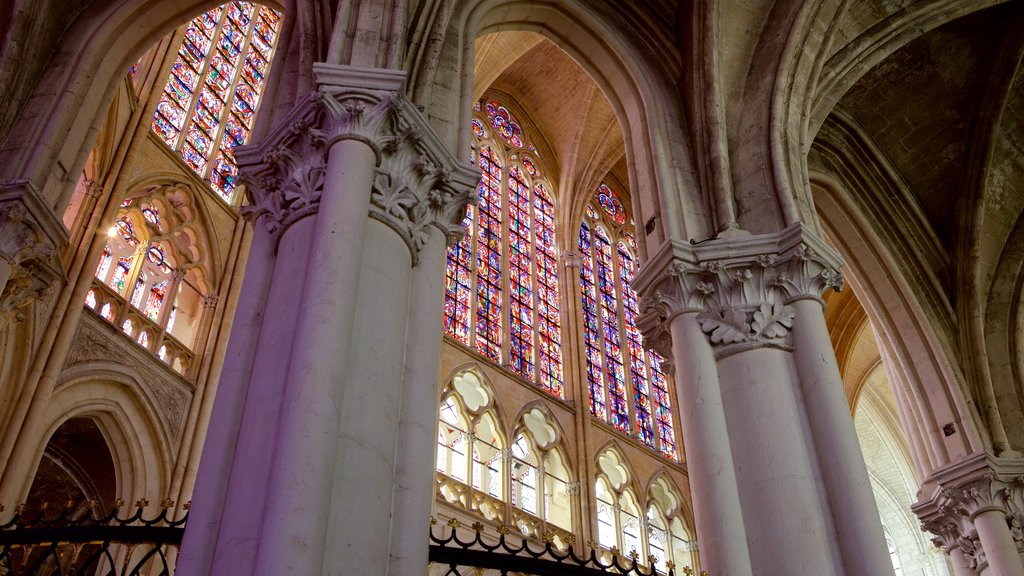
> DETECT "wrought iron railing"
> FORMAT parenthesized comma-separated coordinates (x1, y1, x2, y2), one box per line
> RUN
(0, 499, 187, 576)
(428, 518, 709, 576)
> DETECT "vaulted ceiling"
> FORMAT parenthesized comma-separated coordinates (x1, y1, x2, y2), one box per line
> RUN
(473, 32, 630, 217)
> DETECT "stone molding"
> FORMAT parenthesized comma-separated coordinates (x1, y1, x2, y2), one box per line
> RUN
(236, 64, 477, 262)
(0, 181, 67, 323)
(914, 453, 1024, 571)
(561, 250, 584, 270)
(633, 223, 843, 356)
(64, 314, 192, 441)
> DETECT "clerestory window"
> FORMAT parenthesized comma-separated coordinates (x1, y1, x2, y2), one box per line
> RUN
(443, 100, 565, 398)
(579, 187, 677, 459)
(150, 2, 283, 203)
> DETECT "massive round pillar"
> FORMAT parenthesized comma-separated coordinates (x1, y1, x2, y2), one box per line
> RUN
(635, 225, 895, 576)
(178, 63, 476, 576)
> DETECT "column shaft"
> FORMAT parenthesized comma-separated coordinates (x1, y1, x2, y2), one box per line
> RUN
(667, 313, 753, 576)
(790, 298, 894, 575)
(718, 346, 840, 575)
(253, 139, 376, 576)
(974, 509, 1024, 576)
(212, 216, 314, 575)
(323, 218, 413, 574)
(177, 224, 279, 574)
(387, 228, 447, 576)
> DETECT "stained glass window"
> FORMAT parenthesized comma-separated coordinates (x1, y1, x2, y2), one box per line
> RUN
(597, 184, 626, 225)
(151, 2, 282, 202)
(475, 146, 504, 362)
(443, 206, 473, 343)
(618, 244, 653, 447)
(442, 99, 564, 398)
(484, 101, 524, 148)
(594, 227, 629, 432)
(508, 166, 534, 379)
(579, 184, 678, 458)
(533, 184, 563, 397)
(89, 193, 203, 365)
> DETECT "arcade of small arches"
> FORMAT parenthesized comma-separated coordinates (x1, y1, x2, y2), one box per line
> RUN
(1, 1, 1024, 576)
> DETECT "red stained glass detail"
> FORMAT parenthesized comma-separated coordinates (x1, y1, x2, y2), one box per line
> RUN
(474, 147, 503, 361)
(579, 223, 606, 420)
(151, 2, 281, 200)
(485, 101, 524, 148)
(619, 244, 653, 447)
(508, 167, 534, 380)
(597, 183, 626, 225)
(443, 206, 474, 343)
(533, 184, 562, 397)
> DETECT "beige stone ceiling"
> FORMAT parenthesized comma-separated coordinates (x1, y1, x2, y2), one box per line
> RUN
(473, 32, 630, 211)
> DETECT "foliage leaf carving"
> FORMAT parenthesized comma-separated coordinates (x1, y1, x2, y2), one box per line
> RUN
(696, 308, 750, 344)
(751, 302, 794, 339)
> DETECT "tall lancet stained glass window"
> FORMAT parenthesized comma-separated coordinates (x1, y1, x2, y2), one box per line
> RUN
(443, 100, 565, 398)
(578, 184, 677, 459)
(151, 2, 282, 202)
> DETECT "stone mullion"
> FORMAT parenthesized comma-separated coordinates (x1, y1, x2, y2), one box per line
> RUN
(561, 248, 595, 548)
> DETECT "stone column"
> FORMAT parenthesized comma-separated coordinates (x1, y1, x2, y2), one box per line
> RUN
(635, 223, 894, 576)
(916, 454, 1024, 576)
(637, 296, 752, 576)
(178, 63, 475, 576)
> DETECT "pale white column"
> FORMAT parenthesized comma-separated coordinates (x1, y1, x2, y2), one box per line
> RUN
(717, 345, 841, 575)
(790, 298, 895, 575)
(322, 217, 413, 575)
(973, 509, 1024, 576)
(666, 313, 753, 576)
(210, 216, 316, 575)
(177, 223, 280, 574)
(253, 138, 376, 576)
(388, 227, 447, 576)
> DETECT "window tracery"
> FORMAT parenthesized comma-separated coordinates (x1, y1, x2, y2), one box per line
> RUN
(150, 2, 282, 203)
(579, 185, 677, 459)
(435, 371, 573, 545)
(85, 186, 213, 376)
(443, 99, 564, 398)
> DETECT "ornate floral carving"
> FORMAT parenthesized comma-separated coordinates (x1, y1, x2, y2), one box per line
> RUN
(0, 193, 63, 324)
(635, 230, 843, 351)
(561, 251, 585, 269)
(915, 455, 1024, 570)
(236, 67, 477, 262)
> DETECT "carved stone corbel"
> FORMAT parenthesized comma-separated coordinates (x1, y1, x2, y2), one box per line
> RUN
(0, 181, 67, 324)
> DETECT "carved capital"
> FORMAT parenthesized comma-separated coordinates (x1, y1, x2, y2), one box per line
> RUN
(200, 294, 219, 309)
(81, 178, 103, 199)
(236, 65, 477, 262)
(915, 453, 1024, 566)
(633, 224, 842, 352)
(564, 480, 581, 497)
